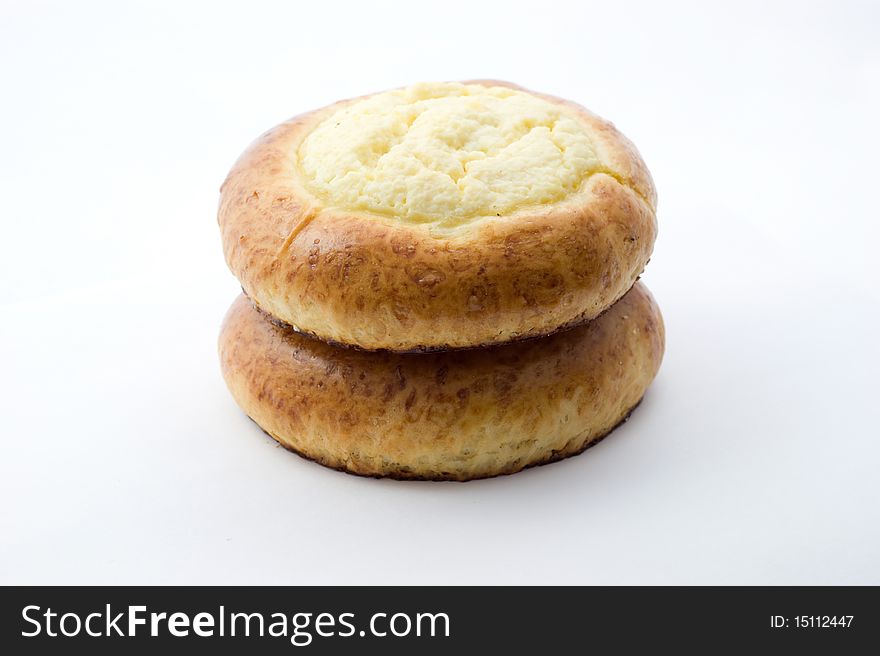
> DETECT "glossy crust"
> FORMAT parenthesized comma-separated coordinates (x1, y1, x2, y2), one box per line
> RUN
(218, 283, 664, 481)
(218, 80, 657, 351)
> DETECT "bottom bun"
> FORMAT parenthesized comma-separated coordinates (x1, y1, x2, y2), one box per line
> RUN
(218, 283, 664, 481)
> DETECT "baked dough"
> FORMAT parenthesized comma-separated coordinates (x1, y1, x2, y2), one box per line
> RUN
(219, 81, 657, 351)
(218, 282, 664, 481)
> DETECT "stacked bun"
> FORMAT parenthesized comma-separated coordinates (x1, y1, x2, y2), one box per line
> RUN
(218, 81, 664, 481)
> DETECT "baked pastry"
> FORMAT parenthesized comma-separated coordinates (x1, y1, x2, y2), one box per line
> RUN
(218, 282, 664, 481)
(219, 81, 657, 351)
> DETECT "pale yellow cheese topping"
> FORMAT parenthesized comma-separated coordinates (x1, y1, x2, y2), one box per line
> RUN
(296, 82, 602, 226)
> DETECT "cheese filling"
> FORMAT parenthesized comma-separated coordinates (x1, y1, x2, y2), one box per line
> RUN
(297, 82, 602, 226)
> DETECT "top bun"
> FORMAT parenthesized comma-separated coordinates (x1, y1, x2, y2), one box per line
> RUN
(219, 81, 656, 351)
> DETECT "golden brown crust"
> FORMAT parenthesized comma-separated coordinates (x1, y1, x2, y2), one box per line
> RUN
(218, 283, 665, 481)
(218, 81, 657, 351)
(251, 400, 643, 482)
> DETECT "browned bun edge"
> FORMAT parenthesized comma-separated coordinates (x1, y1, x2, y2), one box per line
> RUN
(218, 282, 664, 481)
(246, 276, 645, 354)
(247, 399, 644, 482)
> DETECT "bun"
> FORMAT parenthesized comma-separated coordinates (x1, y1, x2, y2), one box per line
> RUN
(219, 81, 656, 351)
(218, 282, 664, 481)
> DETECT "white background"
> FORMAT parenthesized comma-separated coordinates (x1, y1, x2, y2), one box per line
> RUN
(1, 0, 878, 584)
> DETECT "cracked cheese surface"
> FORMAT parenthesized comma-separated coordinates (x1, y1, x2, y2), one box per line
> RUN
(296, 82, 602, 226)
